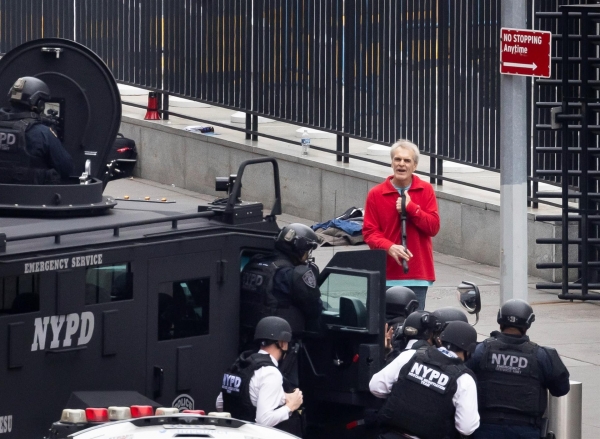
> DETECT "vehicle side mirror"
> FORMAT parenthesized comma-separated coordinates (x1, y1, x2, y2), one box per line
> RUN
(456, 281, 481, 326)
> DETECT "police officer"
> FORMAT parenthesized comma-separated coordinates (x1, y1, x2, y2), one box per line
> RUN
(385, 310, 437, 364)
(370, 321, 480, 439)
(0, 76, 73, 184)
(384, 287, 419, 357)
(431, 307, 468, 344)
(466, 299, 570, 439)
(217, 316, 304, 435)
(240, 223, 323, 339)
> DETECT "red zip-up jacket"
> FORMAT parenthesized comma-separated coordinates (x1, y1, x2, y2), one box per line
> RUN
(363, 174, 440, 281)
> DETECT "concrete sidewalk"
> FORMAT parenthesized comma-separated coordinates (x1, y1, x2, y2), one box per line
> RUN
(106, 177, 599, 438)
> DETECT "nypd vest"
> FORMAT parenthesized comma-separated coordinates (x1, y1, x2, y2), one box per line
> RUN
(240, 254, 295, 328)
(0, 111, 48, 184)
(477, 338, 546, 419)
(221, 351, 276, 422)
(378, 347, 470, 439)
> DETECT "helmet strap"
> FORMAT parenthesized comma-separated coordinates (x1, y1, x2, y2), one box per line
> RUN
(275, 341, 288, 360)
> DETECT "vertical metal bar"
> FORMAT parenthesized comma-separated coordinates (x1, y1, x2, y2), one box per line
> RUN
(335, 0, 343, 134)
(283, 0, 291, 120)
(418, 0, 425, 148)
(252, 0, 260, 124)
(380, 0, 389, 143)
(437, 0, 448, 186)
(252, 0, 260, 141)
(344, 136, 350, 164)
(345, 0, 356, 140)
(580, 9, 590, 296)
(560, 7, 569, 298)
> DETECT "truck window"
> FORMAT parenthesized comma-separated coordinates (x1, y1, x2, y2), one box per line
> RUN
(0, 274, 40, 314)
(157, 278, 210, 341)
(85, 263, 133, 305)
(321, 273, 368, 310)
(320, 273, 369, 328)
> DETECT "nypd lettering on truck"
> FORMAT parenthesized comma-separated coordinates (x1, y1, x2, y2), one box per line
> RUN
(31, 312, 94, 352)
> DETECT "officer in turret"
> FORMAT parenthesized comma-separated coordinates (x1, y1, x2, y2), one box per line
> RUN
(240, 223, 323, 342)
(217, 316, 304, 436)
(0, 76, 73, 184)
(466, 299, 570, 439)
(370, 321, 480, 439)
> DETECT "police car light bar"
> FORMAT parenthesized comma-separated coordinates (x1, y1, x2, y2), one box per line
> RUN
(108, 406, 131, 421)
(182, 410, 205, 415)
(85, 408, 109, 422)
(130, 405, 154, 418)
(207, 412, 232, 418)
(155, 407, 179, 416)
(60, 409, 87, 424)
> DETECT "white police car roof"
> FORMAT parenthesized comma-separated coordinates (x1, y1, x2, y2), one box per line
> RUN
(70, 415, 299, 439)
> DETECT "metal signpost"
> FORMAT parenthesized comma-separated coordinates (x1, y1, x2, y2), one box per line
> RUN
(499, 4, 552, 303)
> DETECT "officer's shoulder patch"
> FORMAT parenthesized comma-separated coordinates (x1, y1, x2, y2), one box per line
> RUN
(301, 269, 317, 288)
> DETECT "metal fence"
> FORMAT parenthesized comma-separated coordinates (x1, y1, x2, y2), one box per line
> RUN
(0, 0, 593, 197)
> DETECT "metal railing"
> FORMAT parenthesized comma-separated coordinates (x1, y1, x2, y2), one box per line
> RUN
(0, 0, 592, 200)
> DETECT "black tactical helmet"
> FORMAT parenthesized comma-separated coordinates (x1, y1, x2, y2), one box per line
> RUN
(8, 76, 50, 112)
(386, 286, 419, 319)
(497, 299, 535, 330)
(432, 307, 468, 334)
(402, 311, 438, 340)
(254, 316, 292, 342)
(275, 223, 321, 261)
(439, 321, 478, 353)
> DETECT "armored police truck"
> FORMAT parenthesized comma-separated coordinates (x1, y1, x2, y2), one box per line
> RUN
(0, 38, 395, 438)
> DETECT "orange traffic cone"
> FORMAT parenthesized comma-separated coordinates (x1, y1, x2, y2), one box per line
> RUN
(144, 92, 161, 120)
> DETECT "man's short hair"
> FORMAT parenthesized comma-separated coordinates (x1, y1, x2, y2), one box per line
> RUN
(390, 139, 420, 165)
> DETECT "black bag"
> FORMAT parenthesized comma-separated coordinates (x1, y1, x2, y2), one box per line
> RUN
(108, 133, 137, 179)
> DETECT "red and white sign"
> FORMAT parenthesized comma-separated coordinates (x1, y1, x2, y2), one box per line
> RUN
(500, 28, 552, 78)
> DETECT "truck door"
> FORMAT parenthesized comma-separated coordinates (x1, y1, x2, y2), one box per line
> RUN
(0, 252, 144, 439)
(146, 249, 228, 414)
(300, 249, 386, 431)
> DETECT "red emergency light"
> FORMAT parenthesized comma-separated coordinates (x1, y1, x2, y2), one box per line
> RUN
(130, 405, 154, 418)
(182, 410, 206, 415)
(85, 408, 109, 423)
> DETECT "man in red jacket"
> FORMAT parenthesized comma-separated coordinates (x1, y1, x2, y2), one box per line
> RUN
(363, 139, 440, 309)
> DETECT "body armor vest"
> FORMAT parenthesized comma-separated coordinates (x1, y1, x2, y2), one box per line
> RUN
(221, 351, 301, 435)
(477, 337, 546, 419)
(221, 351, 276, 422)
(0, 110, 48, 184)
(240, 254, 295, 329)
(378, 347, 471, 439)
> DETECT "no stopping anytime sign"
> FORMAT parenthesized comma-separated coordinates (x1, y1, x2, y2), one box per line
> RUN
(500, 28, 552, 78)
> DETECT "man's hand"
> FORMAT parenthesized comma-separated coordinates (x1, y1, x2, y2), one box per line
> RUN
(285, 388, 303, 412)
(384, 323, 393, 351)
(388, 244, 413, 265)
(395, 191, 412, 213)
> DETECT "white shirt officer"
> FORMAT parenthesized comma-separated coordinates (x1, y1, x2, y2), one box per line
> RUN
(216, 349, 293, 427)
(369, 347, 479, 437)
